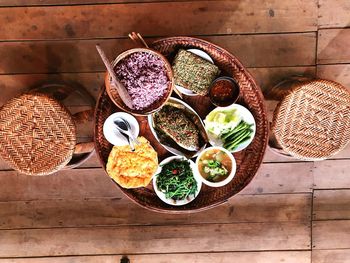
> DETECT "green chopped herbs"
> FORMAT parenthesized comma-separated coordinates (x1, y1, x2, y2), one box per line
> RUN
(156, 159, 197, 201)
(221, 120, 254, 151)
(172, 49, 220, 96)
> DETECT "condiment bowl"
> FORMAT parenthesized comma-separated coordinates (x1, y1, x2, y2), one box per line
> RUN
(195, 146, 236, 187)
(209, 76, 240, 107)
(105, 48, 174, 116)
(153, 156, 202, 206)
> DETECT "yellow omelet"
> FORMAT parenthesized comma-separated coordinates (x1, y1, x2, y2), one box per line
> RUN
(106, 136, 158, 188)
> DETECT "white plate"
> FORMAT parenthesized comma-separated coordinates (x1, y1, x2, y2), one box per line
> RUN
(103, 112, 139, 146)
(153, 156, 202, 206)
(205, 104, 256, 152)
(175, 49, 214, 97)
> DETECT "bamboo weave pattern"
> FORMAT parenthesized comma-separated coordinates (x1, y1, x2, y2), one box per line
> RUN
(272, 79, 350, 160)
(0, 93, 76, 175)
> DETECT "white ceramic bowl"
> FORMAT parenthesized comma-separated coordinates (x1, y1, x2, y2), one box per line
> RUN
(103, 112, 139, 146)
(175, 49, 214, 97)
(205, 104, 256, 152)
(153, 156, 202, 206)
(195, 146, 236, 187)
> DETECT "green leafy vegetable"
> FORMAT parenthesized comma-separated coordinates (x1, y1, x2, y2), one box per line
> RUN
(156, 159, 197, 200)
(205, 109, 241, 136)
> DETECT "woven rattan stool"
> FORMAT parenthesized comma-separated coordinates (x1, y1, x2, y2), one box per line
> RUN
(270, 79, 350, 161)
(0, 93, 77, 175)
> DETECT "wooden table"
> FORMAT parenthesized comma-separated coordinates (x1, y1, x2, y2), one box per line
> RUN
(0, 1, 349, 262)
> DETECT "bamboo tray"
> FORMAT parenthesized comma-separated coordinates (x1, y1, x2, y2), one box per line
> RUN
(94, 37, 268, 213)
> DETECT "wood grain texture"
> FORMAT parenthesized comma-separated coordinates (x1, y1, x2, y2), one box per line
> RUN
(242, 162, 313, 194)
(313, 160, 350, 189)
(0, 72, 103, 106)
(0, 1, 317, 40)
(317, 64, 350, 90)
(313, 249, 350, 263)
(0, 66, 317, 109)
(0, 169, 120, 201)
(0, 33, 316, 74)
(249, 66, 316, 95)
(313, 220, 350, 249)
(0, 193, 311, 229)
(313, 190, 350, 220)
(318, 0, 350, 29)
(0, 163, 313, 201)
(0, 0, 207, 6)
(0, 251, 312, 263)
(0, 222, 310, 257)
(318, 29, 350, 64)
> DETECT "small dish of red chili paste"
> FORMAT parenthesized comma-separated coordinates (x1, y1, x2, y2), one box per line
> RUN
(209, 77, 240, 107)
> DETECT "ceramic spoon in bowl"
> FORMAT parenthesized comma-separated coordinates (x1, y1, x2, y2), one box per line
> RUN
(96, 44, 134, 109)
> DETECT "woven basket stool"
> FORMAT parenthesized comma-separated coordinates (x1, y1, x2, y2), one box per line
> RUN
(0, 93, 77, 175)
(270, 79, 350, 161)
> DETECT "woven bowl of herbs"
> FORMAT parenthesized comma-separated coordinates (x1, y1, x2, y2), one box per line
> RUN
(153, 156, 202, 206)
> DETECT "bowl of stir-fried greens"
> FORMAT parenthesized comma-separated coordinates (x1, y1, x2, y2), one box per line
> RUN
(153, 156, 202, 206)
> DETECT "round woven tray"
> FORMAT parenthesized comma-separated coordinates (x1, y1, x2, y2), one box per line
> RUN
(271, 79, 350, 160)
(94, 37, 268, 213)
(0, 93, 76, 175)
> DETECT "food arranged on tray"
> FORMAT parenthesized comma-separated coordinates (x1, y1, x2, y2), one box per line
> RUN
(115, 52, 169, 110)
(204, 104, 256, 153)
(106, 136, 158, 188)
(209, 77, 240, 107)
(99, 39, 258, 206)
(153, 156, 201, 205)
(173, 49, 220, 96)
(196, 147, 236, 187)
(104, 48, 174, 115)
(148, 97, 208, 158)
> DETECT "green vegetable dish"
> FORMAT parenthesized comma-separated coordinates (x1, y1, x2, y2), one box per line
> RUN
(156, 159, 197, 201)
(221, 120, 254, 151)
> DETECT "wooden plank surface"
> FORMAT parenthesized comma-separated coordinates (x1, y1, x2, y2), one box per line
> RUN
(0, 251, 312, 263)
(0, 72, 103, 106)
(0, 162, 314, 202)
(242, 162, 313, 194)
(313, 190, 350, 220)
(318, 29, 350, 64)
(0, 222, 310, 257)
(0, 193, 310, 229)
(317, 64, 350, 89)
(0, 1, 317, 40)
(0, 65, 317, 108)
(249, 66, 316, 95)
(313, 220, 350, 249)
(313, 249, 350, 263)
(313, 160, 350, 189)
(0, 162, 313, 201)
(0, 33, 316, 74)
(318, 0, 350, 29)
(0, 169, 120, 201)
(0, 0, 207, 6)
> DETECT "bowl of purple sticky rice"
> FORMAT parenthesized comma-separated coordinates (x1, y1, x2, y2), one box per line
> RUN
(105, 48, 174, 116)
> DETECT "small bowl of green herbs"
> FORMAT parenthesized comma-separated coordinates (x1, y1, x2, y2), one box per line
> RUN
(153, 156, 202, 206)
